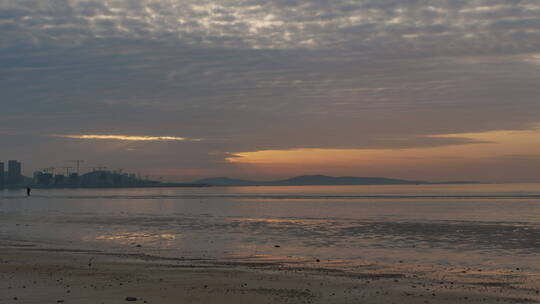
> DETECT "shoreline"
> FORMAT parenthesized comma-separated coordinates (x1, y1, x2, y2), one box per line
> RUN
(1, 239, 539, 304)
(0, 184, 210, 190)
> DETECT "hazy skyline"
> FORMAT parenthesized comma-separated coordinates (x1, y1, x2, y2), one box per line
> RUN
(2, 0, 540, 182)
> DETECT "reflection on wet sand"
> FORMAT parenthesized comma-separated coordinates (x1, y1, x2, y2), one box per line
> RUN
(94, 232, 177, 246)
(1, 184, 540, 271)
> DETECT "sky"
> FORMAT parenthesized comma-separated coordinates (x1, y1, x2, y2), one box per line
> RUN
(1, 0, 540, 182)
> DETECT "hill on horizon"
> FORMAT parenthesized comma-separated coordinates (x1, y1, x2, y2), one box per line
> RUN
(195, 175, 435, 187)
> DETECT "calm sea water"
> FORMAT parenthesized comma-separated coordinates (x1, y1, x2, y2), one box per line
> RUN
(1, 184, 539, 270)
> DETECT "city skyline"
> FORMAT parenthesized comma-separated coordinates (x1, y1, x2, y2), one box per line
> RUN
(1, 1, 540, 182)
(0, 159, 168, 188)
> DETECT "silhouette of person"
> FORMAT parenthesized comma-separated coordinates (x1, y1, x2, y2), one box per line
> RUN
(26, 187, 31, 196)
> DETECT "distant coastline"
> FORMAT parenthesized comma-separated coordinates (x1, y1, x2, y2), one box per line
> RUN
(1, 174, 479, 189)
(30, 183, 210, 189)
(194, 175, 480, 187)
(1, 169, 210, 189)
(0, 183, 209, 190)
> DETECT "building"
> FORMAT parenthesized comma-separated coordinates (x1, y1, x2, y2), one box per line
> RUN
(7, 160, 22, 185)
(54, 174, 65, 185)
(68, 173, 79, 185)
(34, 171, 53, 186)
(0, 162, 4, 187)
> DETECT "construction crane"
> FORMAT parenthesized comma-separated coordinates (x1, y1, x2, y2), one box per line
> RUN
(68, 160, 85, 175)
(59, 167, 73, 176)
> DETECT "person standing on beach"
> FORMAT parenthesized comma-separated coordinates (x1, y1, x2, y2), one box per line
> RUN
(26, 187, 31, 196)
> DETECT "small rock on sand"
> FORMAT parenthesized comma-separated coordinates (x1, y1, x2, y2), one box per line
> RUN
(125, 297, 138, 301)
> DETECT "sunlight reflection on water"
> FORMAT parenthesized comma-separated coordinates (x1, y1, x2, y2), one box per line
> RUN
(1, 184, 540, 270)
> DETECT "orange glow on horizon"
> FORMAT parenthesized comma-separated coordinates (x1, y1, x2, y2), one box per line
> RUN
(227, 128, 540, 167)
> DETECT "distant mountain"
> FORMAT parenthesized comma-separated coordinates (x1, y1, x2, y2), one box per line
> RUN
(195, 175, 432, 187)
(273, 175, 428, 185)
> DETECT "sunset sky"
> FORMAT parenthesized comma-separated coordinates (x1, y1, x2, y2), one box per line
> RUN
(1, 0, 540, 182)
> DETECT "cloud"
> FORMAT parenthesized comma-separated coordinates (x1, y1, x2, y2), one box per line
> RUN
(0, 0, 539, 55)
(53, 134, 201, 142)
(1, 1, 540, 181)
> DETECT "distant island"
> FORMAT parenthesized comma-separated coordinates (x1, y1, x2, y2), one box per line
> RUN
(194, 175, 479, 187)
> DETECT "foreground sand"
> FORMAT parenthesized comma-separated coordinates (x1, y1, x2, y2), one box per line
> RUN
(1, 240, 539, 304)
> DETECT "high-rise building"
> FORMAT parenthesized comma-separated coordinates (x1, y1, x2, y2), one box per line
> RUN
(0, 162, 4, 187)
(7, 160, 22, 185)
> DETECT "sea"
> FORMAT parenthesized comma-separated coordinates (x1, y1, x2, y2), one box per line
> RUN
(1, 184, 539, 271)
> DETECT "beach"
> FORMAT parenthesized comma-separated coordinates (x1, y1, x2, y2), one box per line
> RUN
(2, 238, 539, 304)
(1, 184, 540, 303)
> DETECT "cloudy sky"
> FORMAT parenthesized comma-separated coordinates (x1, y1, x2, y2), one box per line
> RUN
(1, 0, 540, 182)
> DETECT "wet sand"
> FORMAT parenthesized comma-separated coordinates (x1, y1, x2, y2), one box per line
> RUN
(1, 239, 539, 304)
